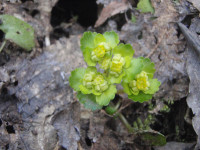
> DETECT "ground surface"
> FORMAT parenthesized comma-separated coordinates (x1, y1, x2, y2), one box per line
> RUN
(0, 0, 200, 150)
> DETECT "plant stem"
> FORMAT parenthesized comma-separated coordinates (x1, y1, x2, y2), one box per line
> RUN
(118, 112, 134, 133)
(105, 101, 121, 115)
(0, 40, 6, 52)
(105, 100, 134, 133)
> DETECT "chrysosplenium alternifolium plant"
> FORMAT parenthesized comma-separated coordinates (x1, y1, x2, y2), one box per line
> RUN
(69, 31, 160, 110)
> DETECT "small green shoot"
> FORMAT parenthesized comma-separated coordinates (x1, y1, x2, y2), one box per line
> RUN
(131, 15, 137, 23)
(137, 0, 155, 14)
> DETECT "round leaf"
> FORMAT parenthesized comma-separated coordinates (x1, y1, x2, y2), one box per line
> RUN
(80, 31, 97, 51)
(94, 33, 106, 46)
(103, 31, 119, 49)
(69, 68, 86, 91)
(77, 92, 102, 111)
(0, 14, 35, 51)
(83, 48, 96, 66)
(144, 79, 161, 94)
(128, 92, 153, 103)
(113, 43, 134, 58)
(96, 85, 117, 106)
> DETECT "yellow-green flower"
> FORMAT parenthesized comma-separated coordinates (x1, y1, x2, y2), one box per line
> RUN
(69, 67, 117, 106)
(122, 57, 160, 103)
(80, 31, 119, 66)
(82, 71, 96, 89)
(99, 55, 111, 70)
(91, 45, 106, 61)
(129, 80, 139, 95)
(110, 54, 125, 77)
(136, 71, 150, 91)
(128, 71, 150, 95)
(93, 74, 108, 92)
(108, 44, 134, 83)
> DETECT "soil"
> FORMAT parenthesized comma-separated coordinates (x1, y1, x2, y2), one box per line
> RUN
(0, 0, 199, 150)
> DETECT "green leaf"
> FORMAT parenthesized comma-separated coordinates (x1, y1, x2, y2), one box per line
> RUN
(94, 33, 106, 46)
(108, 71, 126, 84)
(92, 90, 102, 96)
(140, 57, 155, 78)
(79, 85, 93, 95)
(137, 0, 154, 14)
(69, 68, 86, 91)
(122, 82, 132, 95)
(0, 14, 35, 51)
(123, 57, 156, 82)
(128, 92, 152, 103)
(124, 56, 132, 68)
(96, 85, 117, 106)
(113, 43, 134, 58)
(123, 58, 143, 82)
(113, 44, 134, 68)
(83, 48, 96, 66)
(80, 31, 97, 51)
(77, 92, 102, 111)
(85, 66, 98, 73)
(138, 130, 166, 146)
(131, 15, 137, 23)
(103, 31, 119, 49)
(144, 79, 161, 94)
(99, 55, 111, 70)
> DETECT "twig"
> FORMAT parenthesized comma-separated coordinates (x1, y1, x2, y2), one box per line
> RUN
(78, 142, 83, 150)
(116, 100, 132, 114)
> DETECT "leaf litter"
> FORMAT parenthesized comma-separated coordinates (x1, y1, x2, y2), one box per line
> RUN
(0, 0, 199, 149)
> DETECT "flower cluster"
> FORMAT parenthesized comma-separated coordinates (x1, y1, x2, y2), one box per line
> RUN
(69, 31, 160, 109)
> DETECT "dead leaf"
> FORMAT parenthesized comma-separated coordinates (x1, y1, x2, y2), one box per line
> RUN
(0, 36, 85, 150)
(187, 0, 200, 11)
(95, 0, 129, 27)
(178, 22, 200, 150)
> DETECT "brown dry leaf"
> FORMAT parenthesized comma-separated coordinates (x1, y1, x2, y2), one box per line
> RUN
(95, 0, 129, 27)
(187, 0, 200, 11)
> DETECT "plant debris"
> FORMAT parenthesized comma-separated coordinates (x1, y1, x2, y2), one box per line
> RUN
(0, 0, 199, 149)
